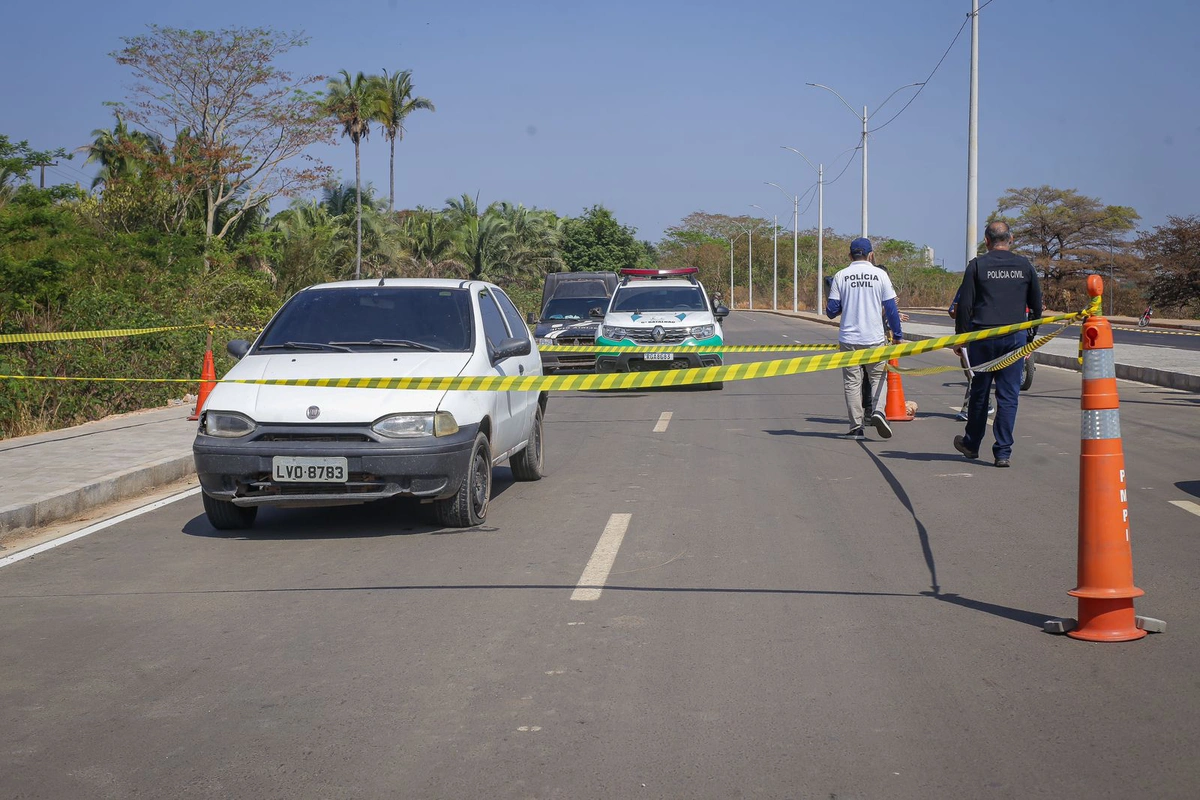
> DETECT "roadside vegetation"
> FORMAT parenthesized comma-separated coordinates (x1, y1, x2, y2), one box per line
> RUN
(1, 24, 1196, 437)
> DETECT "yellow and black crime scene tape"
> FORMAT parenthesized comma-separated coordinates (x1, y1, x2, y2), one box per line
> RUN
(885, 321, 1073, 376)
(539, 343, 838, 353)
(0, 323, 261, 345)
(0, 310, 1087, 392)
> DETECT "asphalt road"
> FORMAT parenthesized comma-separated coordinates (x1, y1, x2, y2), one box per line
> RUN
(904, 311, 1200, 352)
(2, 313, 1199, 799)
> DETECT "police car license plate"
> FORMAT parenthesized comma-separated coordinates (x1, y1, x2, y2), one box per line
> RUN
(272, 456, 348, 483)
(643, 353, 675, 361)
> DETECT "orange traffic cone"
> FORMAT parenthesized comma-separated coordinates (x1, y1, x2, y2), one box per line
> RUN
(884, 359, 914, 421)
(188, 348, 216, 421)
(1067, 275, 1145, 642)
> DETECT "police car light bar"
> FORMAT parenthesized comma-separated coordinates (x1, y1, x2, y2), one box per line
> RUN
(619, 267, 699, 277)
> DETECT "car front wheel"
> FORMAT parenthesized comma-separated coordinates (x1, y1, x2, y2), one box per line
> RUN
(435, 432, 492, 527)
(510, 406, 544, 481)
(202, 492, 258, 531)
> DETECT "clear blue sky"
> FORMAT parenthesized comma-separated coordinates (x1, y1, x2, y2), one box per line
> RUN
(4, 0, 1198, 270)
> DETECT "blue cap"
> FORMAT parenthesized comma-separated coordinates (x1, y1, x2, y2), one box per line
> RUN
(850, 237, 873, 257)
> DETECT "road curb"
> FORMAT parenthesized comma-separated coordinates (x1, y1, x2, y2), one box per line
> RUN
(0, 452, 195, 539)
(742, 309, 1199, 393)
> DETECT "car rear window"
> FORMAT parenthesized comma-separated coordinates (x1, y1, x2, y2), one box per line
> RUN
(611, 286, 708, 313)
(259, 287, 473, 352)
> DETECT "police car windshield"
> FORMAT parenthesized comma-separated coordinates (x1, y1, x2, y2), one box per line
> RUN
(542, 297, 605, 321)
(611, 286, 708, 313)
(258, 287, 473, 352)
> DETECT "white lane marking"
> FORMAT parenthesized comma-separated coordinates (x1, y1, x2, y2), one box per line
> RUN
(946, 405, 993, 426)
(571, 513, 632, 601)
(936, 473, 973, 478)
(652, 411, 673, 433)
(0, 487, 202, 570)
(1169, 500, 1200, 518)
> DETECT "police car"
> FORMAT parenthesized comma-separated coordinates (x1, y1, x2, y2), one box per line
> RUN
(192, 279, 546, 531)
(594, 268, 729, 383)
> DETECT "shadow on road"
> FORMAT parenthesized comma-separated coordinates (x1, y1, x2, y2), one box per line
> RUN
(877, 451, 974, 463)
(858, 442, 940, 595)
(922, 591, 1052, 629)
(763, 429, 844, 440)
(182, 471, 516, 540)
(1176, 480, 1200, 499)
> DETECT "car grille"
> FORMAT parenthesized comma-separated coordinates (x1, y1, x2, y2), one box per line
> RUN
(557, 336, 595, 346)
(627, 327, 690, 344)
(255, 433, 373, 443)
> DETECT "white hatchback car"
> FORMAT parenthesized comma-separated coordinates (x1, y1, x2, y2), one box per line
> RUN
(192, 279, 545, 530)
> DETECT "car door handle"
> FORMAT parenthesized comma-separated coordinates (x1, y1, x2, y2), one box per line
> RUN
(519, 364, 525, 375)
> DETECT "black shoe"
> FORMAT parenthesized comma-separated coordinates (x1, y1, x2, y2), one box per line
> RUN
(843, 427, 866, 440)
(994, 458, 1011, 468)
(953, 435, 978, 459)
(869, 411, 893, 439)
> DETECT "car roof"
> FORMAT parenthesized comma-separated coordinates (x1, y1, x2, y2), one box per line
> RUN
(304, 278, 491, 292)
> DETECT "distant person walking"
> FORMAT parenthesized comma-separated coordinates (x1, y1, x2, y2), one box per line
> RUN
(952, 221, 1043, 467)
(826, 237, 904, 440)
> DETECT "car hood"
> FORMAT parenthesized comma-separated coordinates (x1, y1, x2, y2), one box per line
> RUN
(205, 351, 472, 423)
(534, 320, 600, 339)
(604, 311, 711, 327)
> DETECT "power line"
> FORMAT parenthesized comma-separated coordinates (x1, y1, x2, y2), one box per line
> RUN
(867, 12, 972, 134)
(822, 145, 862, 188)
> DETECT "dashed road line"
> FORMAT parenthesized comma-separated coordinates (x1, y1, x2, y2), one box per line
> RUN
(0, 487, 202, 570)
(653, 411, 673, 433)
(571, 513, 632, 601)
(1169, 500, 1200, 518)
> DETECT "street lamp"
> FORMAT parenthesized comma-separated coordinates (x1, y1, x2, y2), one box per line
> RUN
(807, 81, 924, 238)
(727, 229, 747, 308)
(781, 147, 825, 313)
(765, 182, 799, 312)
(751, 204, 777, 310)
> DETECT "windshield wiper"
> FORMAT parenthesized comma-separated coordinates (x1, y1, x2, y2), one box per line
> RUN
(329, 338, 441, 352)
(258, 341, 352, 352)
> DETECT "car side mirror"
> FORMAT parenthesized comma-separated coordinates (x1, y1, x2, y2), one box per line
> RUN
(526, 311, 537, 325)
(492, 336, 532, 362)
(227, 339, 251, 360)
(713, 305, 730, 320)
(589, 307, 605, 319)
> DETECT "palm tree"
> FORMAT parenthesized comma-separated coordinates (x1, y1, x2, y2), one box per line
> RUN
(401, 211, 462, 278)
(75, 109, 163, 189)
(374, 69, 435, 213)
(325, 70, 378, 279)
(445, 194, 516, 281)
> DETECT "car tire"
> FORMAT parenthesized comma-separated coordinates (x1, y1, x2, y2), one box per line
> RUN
(510, 406, 544, 481)
(1020, 358, 1035, 391)
(202, 492, 258, 531)
(435, 432, 492, 527)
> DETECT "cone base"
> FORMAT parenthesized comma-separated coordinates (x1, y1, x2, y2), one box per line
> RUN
(1068, 598, 1146, 642)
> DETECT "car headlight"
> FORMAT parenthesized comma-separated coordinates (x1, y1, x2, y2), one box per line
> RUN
(202, 411, 256, 438)
(690, 324, 715, 339)
(602, 325, 627, 340)
(372, 411, 459, 438)
(535, 337, 554, 346)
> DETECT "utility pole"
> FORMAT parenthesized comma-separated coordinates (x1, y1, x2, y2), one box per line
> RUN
(791, 195, 798, 312)
(861, 106, 869, 238)
(748, 228, 754, 310)
(817, 163, 825, 312)
(772, 214, 778, 310)
(966, 0, 980, 266)
(34, 161, 58, 189)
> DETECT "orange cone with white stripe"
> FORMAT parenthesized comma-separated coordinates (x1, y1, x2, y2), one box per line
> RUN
(189, 327, 217, 422)
(884, 360, 914, 421)
(1067, 275, 1145, 642)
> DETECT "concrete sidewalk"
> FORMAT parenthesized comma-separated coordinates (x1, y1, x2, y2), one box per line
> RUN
(0, 405, 196, 538)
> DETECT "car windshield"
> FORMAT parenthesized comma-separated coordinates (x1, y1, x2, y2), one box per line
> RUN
(258, 287, 473, 352)
(611, 285, 708, 313)
(542, 297, 606, 321)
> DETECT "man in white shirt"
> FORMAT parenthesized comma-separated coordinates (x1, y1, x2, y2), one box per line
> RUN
(826, 238, 904, 440)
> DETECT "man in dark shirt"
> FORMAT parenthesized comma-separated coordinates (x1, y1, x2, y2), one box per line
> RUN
(952, 220, 1043, 467)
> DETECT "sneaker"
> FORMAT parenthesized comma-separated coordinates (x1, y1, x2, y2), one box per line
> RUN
(842, 427, 866, 440)
(987, 405, 996, 416)
(869, 411, 893, 439)
(994, 458, 1011, 468)
(955, 409, 969, 422)
(953, 435, 979, 459)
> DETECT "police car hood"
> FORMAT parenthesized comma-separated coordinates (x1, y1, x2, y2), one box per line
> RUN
(534, 319, 599, 339)
(605, 310, 709, 327)
(204, 351, 471, 423)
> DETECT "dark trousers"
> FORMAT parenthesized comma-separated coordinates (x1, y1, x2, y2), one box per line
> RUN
(963, 331, 1023, 460)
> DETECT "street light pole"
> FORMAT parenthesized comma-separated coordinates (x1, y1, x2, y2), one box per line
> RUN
(781, 147, 828, 312)
(765, 182, 799, 311)
(728, 230, 747, 308)
(752, 204, 777, 311)
(966, 0, 980, 266)
(808, 81, 923, 241)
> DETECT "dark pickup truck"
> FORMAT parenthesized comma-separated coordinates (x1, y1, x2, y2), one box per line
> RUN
(526, 272, 618, 372)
